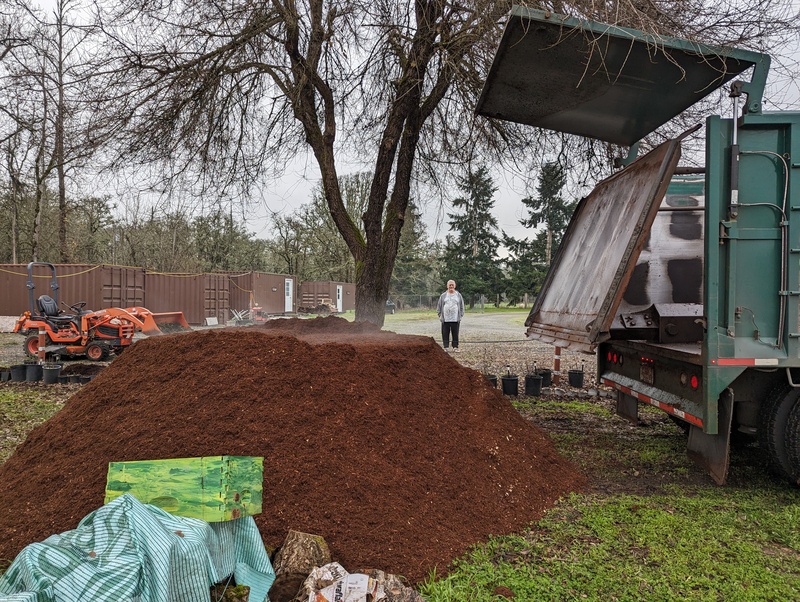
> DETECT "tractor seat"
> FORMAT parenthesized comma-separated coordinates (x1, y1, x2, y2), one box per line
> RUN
(36, 295, 75, 322)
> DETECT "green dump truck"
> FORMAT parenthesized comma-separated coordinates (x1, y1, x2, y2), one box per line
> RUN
(477, 7, 800, 484)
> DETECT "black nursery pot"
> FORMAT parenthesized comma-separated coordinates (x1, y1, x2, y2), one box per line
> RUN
(10, 365, 27, 382)
(42, 364, 62, 385)
(485, 374, 498, 388)
(26, 363, 43, 382)
(568, 369, 584, 388)
(525, 374, 543, 397)
(501, 375, 519, 396)
(537, 369, 552, 387)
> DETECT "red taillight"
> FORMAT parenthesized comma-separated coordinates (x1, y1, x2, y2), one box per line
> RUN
(690, 375, 699, 390)
(607, 351, 613, 362)
(612, 352, 618, 364)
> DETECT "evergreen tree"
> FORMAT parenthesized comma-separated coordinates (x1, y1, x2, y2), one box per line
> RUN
(390, 200, 441, 308)
(443, 166, 506, 308)
(505, 162, 576, 305)
(520, 163, 574, 264)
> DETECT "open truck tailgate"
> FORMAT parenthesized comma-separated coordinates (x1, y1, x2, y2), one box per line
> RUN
(523, 140, 681, 352)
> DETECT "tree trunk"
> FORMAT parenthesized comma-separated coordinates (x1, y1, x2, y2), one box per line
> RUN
(354, 267, 389, 327)
(271, 529, 331, 602)
(7, 149, 20, 264)
(57, 157, 67, 260)
(56, 5, 68, 262)
(32, 179, 43, 262)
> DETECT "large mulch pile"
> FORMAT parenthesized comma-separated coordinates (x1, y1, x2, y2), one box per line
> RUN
(0, 317, 585, 584)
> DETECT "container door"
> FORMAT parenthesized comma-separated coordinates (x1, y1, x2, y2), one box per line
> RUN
(284, 278, 293, 313)
(336, 285, 343, 313)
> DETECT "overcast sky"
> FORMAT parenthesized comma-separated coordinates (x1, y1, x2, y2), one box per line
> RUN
(30, 0, 800, 246)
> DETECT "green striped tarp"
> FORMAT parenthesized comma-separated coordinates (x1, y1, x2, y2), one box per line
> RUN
(0, 494, 275, 602)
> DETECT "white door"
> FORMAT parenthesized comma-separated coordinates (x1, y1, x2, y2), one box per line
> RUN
(336, 285, 343, 313)
(284, 279, 293, 312)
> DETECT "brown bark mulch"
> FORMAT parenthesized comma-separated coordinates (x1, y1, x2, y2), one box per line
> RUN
(0, 316, 585, 584)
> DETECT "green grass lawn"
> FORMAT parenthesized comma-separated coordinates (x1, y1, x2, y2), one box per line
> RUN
(420, 487, 800, 601)
(0, 387, 64, 465)
(419, 398, 800, 601)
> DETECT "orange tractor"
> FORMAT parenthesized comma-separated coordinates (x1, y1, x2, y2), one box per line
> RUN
(13, 262, 190, 361)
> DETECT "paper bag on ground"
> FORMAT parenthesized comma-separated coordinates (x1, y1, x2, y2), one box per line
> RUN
(305, 563, 385, 602)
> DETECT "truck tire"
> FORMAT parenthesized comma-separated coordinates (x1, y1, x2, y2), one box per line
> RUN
(785, 402, 800, 486)
(758, 384, 799, 480)
(24, 333, 49, 358)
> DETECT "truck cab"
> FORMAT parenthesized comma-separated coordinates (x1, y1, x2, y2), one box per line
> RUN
(477, 7, 800, 484)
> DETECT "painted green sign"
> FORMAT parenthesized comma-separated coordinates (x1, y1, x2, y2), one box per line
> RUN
(105, 456, 263, 522)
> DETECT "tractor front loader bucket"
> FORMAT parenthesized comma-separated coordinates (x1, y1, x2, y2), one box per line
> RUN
(149, 311, 192, 334)
(122, 307, 192, 335)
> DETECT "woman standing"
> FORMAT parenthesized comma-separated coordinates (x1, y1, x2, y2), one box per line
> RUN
(437, 279, 465, 352)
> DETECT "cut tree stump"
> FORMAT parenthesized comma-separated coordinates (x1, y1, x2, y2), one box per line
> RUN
(270, 530, 331, 602)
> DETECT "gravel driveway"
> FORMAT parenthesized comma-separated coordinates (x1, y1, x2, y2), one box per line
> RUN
(383, 311, 595, 385)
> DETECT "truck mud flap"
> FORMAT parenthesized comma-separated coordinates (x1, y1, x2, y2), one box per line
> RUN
(687, 389, 733, 485)
(616, 391, 639, 424)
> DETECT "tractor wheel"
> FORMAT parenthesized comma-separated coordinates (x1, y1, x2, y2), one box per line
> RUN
(86, 342, 110, 361)
(758, 384, 799, 479)
(24, 333, 49, 358)
(786, 402, 800, 486)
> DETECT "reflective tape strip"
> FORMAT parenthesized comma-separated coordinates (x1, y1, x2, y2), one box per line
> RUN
(714, 358, 779, 366)
(601, 378, 704, 428)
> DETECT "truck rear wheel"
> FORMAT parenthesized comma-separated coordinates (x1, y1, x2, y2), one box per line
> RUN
(758, 384, 799, 480)
(785, 403, 800, 486)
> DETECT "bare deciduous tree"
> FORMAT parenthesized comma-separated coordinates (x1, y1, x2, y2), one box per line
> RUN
(92, 0, 798, 324)
(0, 0, 100, 262)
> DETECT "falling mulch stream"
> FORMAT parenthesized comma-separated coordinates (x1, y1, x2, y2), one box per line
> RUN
(0, 317, 585, 584)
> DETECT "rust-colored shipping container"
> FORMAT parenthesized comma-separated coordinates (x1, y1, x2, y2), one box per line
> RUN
(203, 273, 230, 325)
(145, 272, 231, 326)
(227, 272, 298, 315)
(300, 281, 355, 313)
(0, 263, 298, 328)
(0, 263, 146, 319)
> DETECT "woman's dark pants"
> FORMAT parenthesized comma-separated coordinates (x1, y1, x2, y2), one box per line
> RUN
(442, 321, 460, 349)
